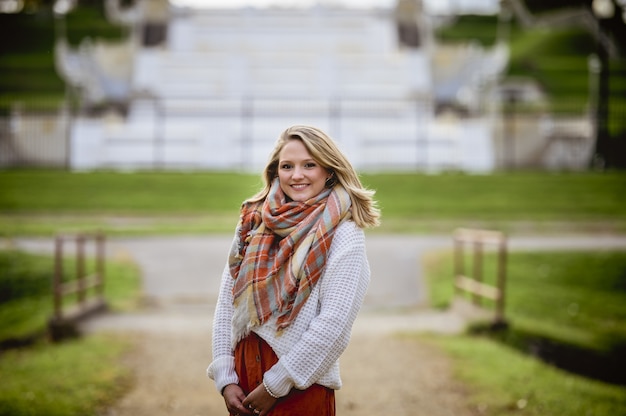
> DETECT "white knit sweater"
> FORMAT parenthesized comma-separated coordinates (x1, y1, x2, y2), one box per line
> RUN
(207, 220, 370, 397)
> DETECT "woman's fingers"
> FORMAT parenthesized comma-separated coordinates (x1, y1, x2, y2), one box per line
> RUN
(223, 384, 253, 415)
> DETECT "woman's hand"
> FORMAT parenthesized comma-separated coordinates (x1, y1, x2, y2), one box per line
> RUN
(242, 384, 278, 416)
(222, 384, 253, 416)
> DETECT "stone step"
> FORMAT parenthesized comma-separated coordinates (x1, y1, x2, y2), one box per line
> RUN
(169, 9, 395, 54)
(127, 97, 432, 119)
(141, 51, 418, 76)
(134, 49, 429, 99)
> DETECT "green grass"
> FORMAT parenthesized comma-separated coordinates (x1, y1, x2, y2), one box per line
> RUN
(507, 28, 598, 115)
(0, 250, 54, 341)
(0, 170, 624, 235)
(0, 249, 141, 343)
(426, 250, 626, 352)
(0, 4, 127, 111)
(422, 243, 626, 414)
(0, 247, 140, 416)
(437, 15, 626, 123)
(0, 213, 241, 236)
(0, 334, 132, 416)
(0, 170, 261, 214)
(423, 334, 626, 415)
(368, 171, 625, 221)
(435, 14, 499, 46)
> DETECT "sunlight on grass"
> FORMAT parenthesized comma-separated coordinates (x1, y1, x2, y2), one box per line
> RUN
(0, 248, 141, 416)
(0, 334, 132, 416)
(1, 171, 624, 236)
(425, 250, 626, 352)
(423, 334, 626, 416)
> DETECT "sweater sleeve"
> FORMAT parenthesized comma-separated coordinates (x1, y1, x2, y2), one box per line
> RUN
(206, 263, 239, 393)
(263, 222, 370, 396)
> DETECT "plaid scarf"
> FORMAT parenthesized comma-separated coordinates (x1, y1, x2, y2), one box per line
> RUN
(229, 178, 352, 341)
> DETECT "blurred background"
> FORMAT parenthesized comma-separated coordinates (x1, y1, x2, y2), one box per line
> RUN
(1, 0, 625, 172)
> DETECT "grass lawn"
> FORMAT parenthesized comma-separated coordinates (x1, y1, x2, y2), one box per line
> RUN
(0, 334, 132, 416)
(0, 248, 141, 416)
(426, 250, 626, 352)
(423, 333, 626, 416)
(0, 170, 624, 235)
(422, 248, 626, 414)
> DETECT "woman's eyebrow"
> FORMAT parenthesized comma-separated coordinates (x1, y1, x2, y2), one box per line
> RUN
(279, 158, 315, 163)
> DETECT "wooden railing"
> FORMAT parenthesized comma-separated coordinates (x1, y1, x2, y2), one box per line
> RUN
(48, 233, 107, 340)
(453, 228, 507, 326)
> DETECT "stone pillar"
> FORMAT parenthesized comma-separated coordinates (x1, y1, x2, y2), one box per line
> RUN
(141, 0, 170, 47)
(394, 0, 422, 48)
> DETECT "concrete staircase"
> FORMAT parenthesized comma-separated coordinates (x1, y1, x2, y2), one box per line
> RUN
(70, 5, 494, 172)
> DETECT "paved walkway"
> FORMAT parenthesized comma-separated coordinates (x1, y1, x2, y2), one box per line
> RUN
(9, 233, 626, 334)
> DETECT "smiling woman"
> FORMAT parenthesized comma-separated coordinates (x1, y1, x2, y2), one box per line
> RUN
(207, 125, 380, 416)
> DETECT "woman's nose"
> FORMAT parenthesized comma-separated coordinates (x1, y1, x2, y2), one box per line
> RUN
(292, 166, 304, 179)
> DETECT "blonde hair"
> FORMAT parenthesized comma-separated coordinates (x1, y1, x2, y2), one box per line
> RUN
(248, 125, 380, 229)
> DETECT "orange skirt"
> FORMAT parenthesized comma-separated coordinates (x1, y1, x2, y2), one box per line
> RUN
(233, 331, 335, 416)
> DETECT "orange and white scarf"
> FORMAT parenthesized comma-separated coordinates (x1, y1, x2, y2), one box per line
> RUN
(229, 178, 351, 341)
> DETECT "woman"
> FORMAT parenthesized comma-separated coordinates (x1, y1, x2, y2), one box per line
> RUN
(207, 125, 380, 416)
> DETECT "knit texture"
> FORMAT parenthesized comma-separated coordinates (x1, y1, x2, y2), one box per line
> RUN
(229, 179, 352, 341)
(208, 220, 370, 397)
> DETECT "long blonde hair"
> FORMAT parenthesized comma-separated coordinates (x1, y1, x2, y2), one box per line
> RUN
(247, 125, 380, 229)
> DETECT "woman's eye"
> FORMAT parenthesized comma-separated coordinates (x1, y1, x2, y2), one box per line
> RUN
(280, 163, 292, 170)
(305, 162, 316, 168)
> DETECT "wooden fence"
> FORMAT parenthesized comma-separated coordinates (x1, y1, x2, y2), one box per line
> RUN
(48, 233, 107, 341)
(453, 228, 507, 326)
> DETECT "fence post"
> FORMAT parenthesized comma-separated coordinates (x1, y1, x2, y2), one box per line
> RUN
(96, 233, 105, 301)
(48, 232, 108, 341)
(453, 236, 463, 296)
(76, 234, 85, 310)
(453, 228, 508, 328)
(495, 236, 508, 325)
(53, 235, 63, 321)
(472, 240, 483, 306)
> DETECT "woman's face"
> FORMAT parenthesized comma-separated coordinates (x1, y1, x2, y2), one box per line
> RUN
(277, 139, 330, 202)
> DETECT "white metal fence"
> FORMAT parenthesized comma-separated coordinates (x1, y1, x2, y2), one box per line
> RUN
(0, 104, 71, 168)
(0, 97, 594, 172)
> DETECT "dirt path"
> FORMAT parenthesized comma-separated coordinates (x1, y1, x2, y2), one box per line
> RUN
(90, 303, 479, 416)
(103, 329, 476, 416)
(339, 333, 475, 416)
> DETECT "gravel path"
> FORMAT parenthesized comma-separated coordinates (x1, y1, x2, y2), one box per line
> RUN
(103, 331, 476, 416)
(10, 233, 626, 415)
